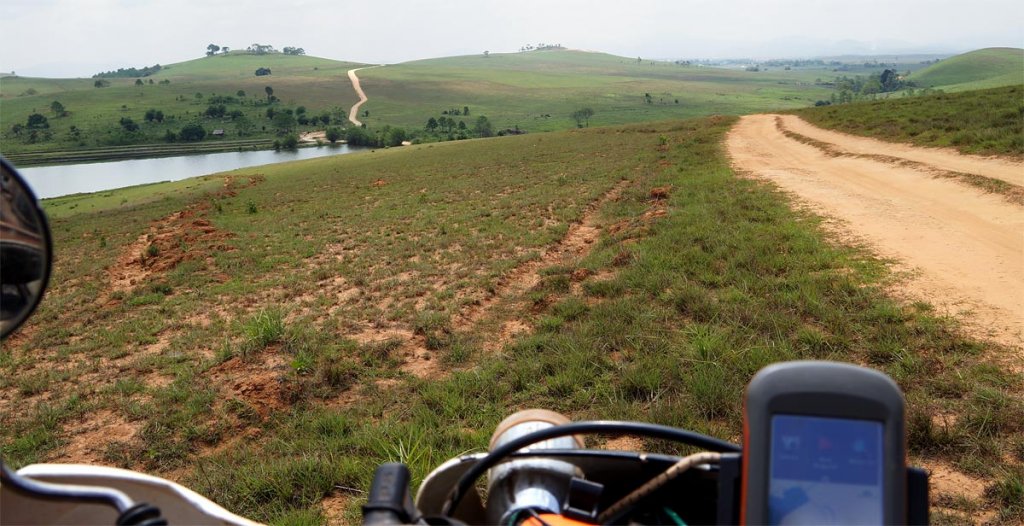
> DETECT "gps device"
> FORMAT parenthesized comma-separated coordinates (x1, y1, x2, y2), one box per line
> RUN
(741, 361, 906, 525)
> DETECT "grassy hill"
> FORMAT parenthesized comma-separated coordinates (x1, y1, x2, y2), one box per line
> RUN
(910, 47, 1023, 91)
(356, 49, 834, 132)
(793, 84, 1024, 157)
(1, 114, 1020, 523)
(0, 53, 367, 162)
(2, 49, 842, 163)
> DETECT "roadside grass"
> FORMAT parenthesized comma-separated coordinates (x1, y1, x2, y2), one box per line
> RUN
(793, 84, 1024, 157)
(1, 116, 1019, 524)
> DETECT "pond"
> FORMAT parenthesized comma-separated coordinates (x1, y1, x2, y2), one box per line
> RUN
(19, 144, 365, 199)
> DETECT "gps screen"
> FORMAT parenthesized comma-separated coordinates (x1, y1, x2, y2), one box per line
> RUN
(768, 414, 883, 525)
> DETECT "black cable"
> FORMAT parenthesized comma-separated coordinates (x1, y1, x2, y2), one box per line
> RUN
(441, 420, 740, 516)
(116, 503, 167, 526)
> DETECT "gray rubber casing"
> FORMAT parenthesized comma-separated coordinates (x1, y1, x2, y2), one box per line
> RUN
(742, 361, 906, 525)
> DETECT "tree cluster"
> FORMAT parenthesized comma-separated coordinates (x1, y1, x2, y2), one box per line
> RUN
(823, 69, 915, 105)
(255, 67, 272, 76)
(282, 47, 305, 56)
(93, 64, 162, 78)
(247, 44, 277, 55)
(518, 43, 564, 52)
(423, 114, 493, 139)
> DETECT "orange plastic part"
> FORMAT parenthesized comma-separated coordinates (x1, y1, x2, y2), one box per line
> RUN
(523, 514, 595, 526)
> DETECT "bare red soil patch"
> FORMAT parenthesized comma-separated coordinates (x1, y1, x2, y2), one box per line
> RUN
(207, 350, 290, 419)
(58, 409, 140, 465)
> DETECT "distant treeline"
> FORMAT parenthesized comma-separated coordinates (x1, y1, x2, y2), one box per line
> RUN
(93, 64, 162, 78)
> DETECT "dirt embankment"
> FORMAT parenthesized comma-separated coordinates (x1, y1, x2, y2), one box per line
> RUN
(727, 114, 1024, 351)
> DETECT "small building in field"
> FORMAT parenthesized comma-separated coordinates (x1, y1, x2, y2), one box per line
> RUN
(212, 129, 225, 137)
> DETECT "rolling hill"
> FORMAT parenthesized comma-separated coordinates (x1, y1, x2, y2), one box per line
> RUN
(1, 49, 838, 161)
(910, 47, 1023, 91)
(355, 49, 835, 132)
(0, 53, 367, 161)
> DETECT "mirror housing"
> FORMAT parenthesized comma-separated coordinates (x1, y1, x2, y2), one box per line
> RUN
(1, 157, 52, 340)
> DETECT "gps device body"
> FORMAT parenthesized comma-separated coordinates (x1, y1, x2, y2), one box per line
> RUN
(742, 361, 906, 525)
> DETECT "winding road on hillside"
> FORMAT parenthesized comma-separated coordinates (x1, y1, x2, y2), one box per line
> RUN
(347, 66, 381, 126)
(727, 114, 1024, 350)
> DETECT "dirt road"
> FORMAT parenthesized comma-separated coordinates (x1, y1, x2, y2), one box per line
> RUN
(727, 114, 1024, 349)
(347, 66, 380, 126)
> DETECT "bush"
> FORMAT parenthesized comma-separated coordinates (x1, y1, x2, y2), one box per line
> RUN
(281, 134, 299, 150)
(178, 124, 206, 141)
(26, 113, 49, 129)
(325, 127, 343, 143)
(345, 127, 374, 146)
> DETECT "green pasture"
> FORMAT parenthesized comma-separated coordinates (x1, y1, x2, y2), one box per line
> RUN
(356, 49, 835, 131)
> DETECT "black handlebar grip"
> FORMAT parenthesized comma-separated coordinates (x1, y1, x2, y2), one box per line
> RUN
(363, 463, 415, 525)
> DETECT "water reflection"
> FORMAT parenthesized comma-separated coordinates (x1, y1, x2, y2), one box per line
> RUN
(20, 144, 363, 199)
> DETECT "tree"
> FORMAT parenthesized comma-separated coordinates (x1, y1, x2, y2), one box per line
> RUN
(265, 86, 274, 103)
(463, 106, 470, 116)
(94, 79, 109, 88)
(282, 47, 306, 56)
(457, 120, 467, 131)
(204, 104, 227, 118)
(135, 78, 144, 86)
(237, 90, 246, 97)
(255, 67, 272, 76)
(179, 124, 206, 141)
(325, 127, 343, 143)
(281, 134, 299, 149)
(206, 44, 221, 56)
(235, 115, 254, 136)
(426, 117, 438, 131)
(26, 113, 49, 129)
(483, 50, 489, 58)
(272, 111, 297, 133)
(571, 107, 594, 128)
(50, 101, 66, 117)
(222, 46, 230, 54)
(473, 116, 493, 137)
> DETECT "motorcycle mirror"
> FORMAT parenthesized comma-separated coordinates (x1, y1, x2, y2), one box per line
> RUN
(0, 157, 52, 340)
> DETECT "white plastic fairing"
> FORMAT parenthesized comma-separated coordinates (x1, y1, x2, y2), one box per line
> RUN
(1, 464, 262, 526)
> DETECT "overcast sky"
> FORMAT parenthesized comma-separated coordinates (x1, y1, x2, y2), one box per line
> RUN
(2, 0, 1022, 77)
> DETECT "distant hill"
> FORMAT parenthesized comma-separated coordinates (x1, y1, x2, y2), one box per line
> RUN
(910, 48, 1023, 90)
(355, 48, 835, 132)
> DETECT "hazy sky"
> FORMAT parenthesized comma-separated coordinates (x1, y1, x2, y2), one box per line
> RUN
(2, 0, 1021, 77)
